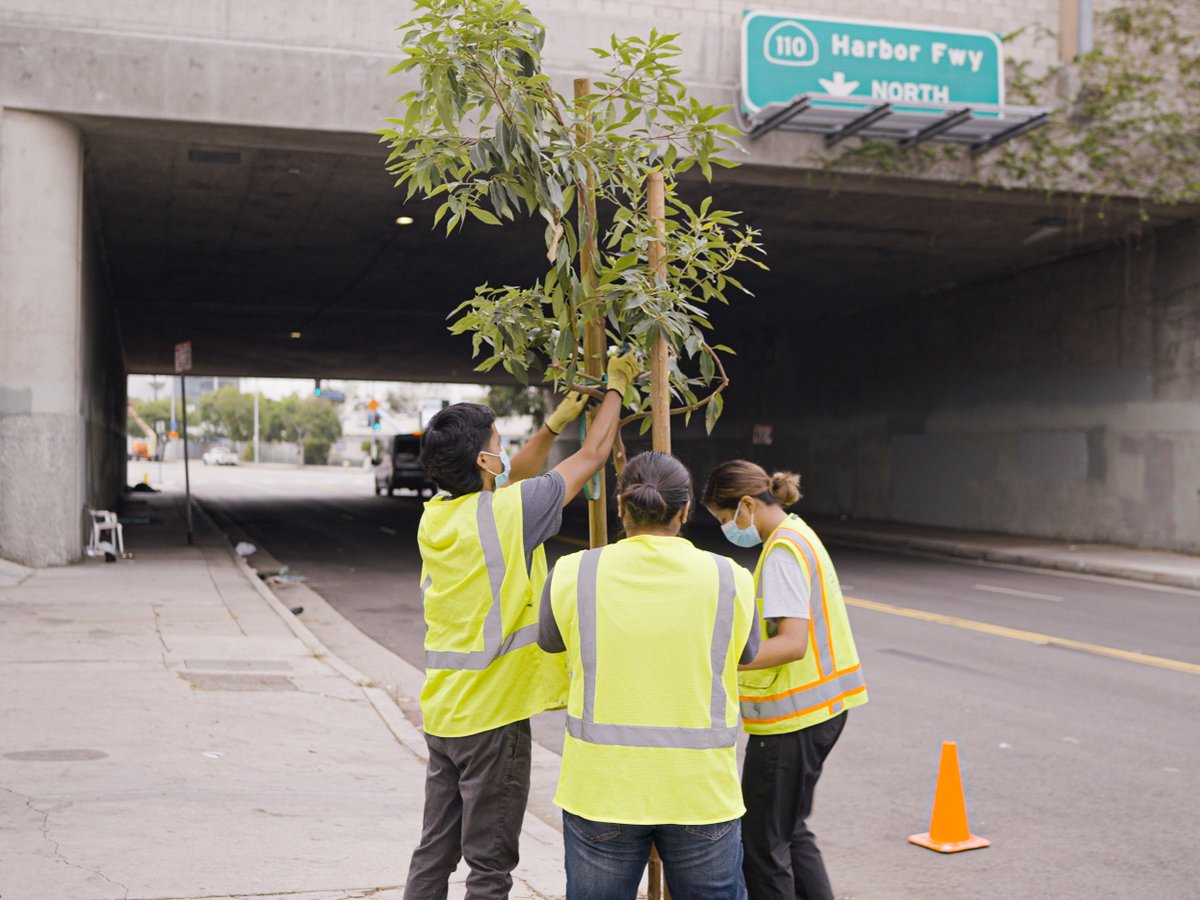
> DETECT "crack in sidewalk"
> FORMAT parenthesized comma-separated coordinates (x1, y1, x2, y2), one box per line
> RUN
(151, 602, 173, 675)
(1, 784, 131, 898)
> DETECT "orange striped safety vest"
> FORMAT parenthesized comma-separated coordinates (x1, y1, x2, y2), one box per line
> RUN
(738, 514, 867, 734)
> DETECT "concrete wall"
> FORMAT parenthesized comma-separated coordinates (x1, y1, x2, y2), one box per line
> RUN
(81, 193, 127, 521)
(0, 0, 1066, 172)
(0, 110, 124, 566)
(682, 216, 1200, 552)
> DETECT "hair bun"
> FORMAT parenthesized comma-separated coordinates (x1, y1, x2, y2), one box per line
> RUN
(769, 471, 802, 507)
(624, 482, 668, 519)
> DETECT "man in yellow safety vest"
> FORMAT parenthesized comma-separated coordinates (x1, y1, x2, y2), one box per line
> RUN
(403, 350, 638, 900)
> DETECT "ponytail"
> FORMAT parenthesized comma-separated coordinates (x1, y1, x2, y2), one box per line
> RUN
(703, 460, 803, 510)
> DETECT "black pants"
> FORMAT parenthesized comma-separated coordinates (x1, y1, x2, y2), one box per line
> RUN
(741, 713, 847, 900)
(404, 718, 532, 900)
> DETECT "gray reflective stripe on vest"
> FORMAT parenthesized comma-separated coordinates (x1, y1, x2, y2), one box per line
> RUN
(741, 666, 866, 721)
(424, 491, 537, 671)
(780, 527, 835, 678)
(567, 548, 739, 750)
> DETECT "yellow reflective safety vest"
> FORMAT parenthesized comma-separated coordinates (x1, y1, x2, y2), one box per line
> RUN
(739, 514, 867, 735)
(549, 535, 757, 825)
(417, 487, 568, 738)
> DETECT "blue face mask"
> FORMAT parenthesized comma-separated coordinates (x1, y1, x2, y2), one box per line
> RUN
(480, 448, 511, 488)
(721, 502, 762, 548)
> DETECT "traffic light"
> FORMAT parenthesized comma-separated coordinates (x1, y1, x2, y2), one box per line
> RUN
(368, 412, 381, 430)
(313, 378, 322, 397)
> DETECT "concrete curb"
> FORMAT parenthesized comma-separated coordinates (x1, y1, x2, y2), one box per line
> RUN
(821, 530, 1200, 592)
(191, 496, 570, 838)
(191, 498, 434, 764)
(191, 495, 572, 896)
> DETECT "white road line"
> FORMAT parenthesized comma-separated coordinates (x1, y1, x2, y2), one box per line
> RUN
(974, 583, 1063, 602)
(378, 526, 398, 536)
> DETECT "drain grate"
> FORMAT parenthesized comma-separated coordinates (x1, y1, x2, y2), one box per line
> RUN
(183, 673, 297, 692)
(184, 659, 292, 672)
(5, 749, 108, 762)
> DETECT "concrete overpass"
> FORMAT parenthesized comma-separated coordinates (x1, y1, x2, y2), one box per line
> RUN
(1, 1, 1198, 565)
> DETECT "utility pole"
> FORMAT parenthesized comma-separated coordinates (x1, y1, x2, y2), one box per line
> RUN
(174, 342, 194, 546)
(253, 380, 260, 464)
(180, 374, 194, 545)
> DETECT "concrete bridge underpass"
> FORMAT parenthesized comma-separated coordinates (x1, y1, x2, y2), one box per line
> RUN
(1, 3, 1198, 566)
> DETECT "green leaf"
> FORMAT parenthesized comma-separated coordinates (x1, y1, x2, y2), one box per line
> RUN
(469, 207, 502, 226)
(704, 391, 723, 435)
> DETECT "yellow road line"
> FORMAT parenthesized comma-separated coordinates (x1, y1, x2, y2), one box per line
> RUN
(845, 595, 1200, 676)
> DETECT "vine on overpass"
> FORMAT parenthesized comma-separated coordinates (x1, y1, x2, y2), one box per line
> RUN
(825, 0, 1200, 213)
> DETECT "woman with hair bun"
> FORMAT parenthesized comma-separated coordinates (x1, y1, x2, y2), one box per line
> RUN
(702, 460, 868, 900)
(538, 451, 760, 899)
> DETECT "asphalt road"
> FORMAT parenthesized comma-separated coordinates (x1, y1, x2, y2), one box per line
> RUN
(154, 460, 1200, 900)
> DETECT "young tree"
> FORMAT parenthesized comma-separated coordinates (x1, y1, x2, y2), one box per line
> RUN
(380, 0, 764, 436)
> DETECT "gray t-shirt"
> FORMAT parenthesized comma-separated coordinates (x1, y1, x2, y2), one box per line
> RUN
(760, 544, 811, 621)
(519, 471, 565, 572)
(537, 562, 762, 666)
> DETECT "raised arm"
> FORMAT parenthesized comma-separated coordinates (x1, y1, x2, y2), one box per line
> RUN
(552, 352, 639, 506)
(508, 392, 587, 484)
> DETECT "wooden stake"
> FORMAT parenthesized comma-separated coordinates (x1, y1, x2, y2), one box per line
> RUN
(575, 78, 607, 549)
(645, 171, 672, 900)
(647, 171, 670, 455)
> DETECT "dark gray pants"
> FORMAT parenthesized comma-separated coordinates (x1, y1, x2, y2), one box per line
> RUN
(741, 712, 847, 900)
(404, 718, 532, 900)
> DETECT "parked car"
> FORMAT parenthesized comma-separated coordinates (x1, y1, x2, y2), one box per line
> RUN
(374, 433, 436, 497)
(202, 446, 238, 466)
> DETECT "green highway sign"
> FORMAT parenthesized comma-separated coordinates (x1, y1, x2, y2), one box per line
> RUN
(741, 11, 1004, 113)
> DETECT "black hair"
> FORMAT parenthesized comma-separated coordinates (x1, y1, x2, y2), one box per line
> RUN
(615, 451, 693, 527)
(419, 402, 496, 497)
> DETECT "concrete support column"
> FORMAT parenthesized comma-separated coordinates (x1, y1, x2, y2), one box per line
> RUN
(0, 110, 86, 566)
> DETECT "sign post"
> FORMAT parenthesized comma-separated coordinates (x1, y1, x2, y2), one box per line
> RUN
(741, 11, 1003, 114)
(174, 341, 194, 545)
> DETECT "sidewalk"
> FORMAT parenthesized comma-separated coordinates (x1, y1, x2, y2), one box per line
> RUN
(0, 490, 566, 900)
(808, 515, 1200, 591)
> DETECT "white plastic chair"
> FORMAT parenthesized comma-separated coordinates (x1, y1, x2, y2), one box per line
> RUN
(87, 510, 124, 558)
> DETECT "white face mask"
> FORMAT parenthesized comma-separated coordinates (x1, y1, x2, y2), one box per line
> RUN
(720, 500, 762, 548)
(480, 448, 511, 488)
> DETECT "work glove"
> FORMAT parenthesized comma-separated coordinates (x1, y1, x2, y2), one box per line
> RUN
(545, 392, 588, 435)
(605, 350, 640, 398)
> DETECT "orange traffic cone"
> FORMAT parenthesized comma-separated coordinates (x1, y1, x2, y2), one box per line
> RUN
(908, 741, 990, 853)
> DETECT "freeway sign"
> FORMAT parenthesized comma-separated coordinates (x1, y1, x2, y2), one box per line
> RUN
(741, 11, 1004, 113)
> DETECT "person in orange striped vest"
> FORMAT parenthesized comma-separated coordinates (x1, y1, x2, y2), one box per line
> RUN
(702, 460, 867, 900)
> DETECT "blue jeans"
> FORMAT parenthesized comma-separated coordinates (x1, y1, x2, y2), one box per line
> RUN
(563, 810, 747, 900)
